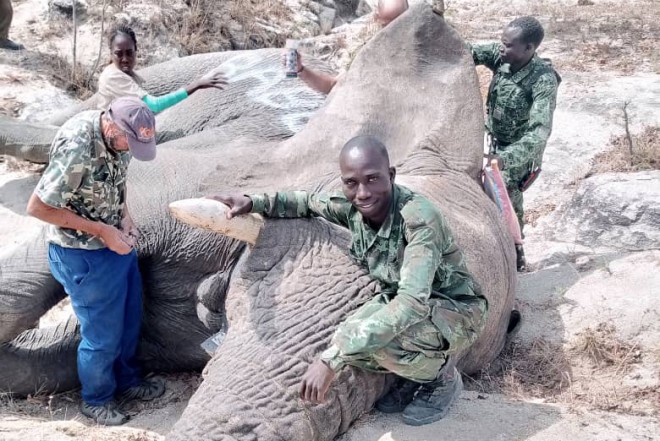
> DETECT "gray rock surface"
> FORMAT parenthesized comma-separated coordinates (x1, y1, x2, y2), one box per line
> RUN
(551, 171, 660, 251)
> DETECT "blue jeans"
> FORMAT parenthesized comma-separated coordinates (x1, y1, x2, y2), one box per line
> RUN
(48, 244, 143, 405)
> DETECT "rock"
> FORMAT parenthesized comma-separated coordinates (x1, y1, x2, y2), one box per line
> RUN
(551, 171, 660, 251)
(356, 0, 375, 16)
(574, 255, 591, 270)
(317, 5, 337, 33)
(48, 0, 88, 17)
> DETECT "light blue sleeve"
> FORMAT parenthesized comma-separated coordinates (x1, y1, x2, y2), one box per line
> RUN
(142, 88, 189, 113)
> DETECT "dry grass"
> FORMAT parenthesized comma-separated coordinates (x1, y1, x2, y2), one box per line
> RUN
(571, 323, 642, 371)
(466, 338, 571, 399)
(591, 126, 659, 174)
(538, 2, 658, 73)
(31, 51, 96, 99)
(451, 0, 659, 74)
(466, 323, 658, 416)
(161, 0, 294, 56)
(524, 201, 557, 228)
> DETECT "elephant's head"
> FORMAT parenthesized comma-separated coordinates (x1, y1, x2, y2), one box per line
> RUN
(166, 4, 516, 440)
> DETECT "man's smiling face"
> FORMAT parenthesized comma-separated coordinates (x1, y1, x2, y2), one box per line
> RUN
(340, 143, 395, 228)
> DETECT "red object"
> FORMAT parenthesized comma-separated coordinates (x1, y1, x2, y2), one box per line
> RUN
(520, 166, 541, 192)
(482, 160, 523, 245)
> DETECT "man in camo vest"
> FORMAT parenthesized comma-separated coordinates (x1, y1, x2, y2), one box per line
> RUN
(470, 16, 561, 271)
(27, 97, 164, 425)
(208, 135, 488, 426)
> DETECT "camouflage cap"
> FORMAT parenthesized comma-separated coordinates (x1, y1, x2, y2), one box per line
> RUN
(108, 96, 157, 161)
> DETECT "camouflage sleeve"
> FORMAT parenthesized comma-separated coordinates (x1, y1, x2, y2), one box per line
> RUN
(34, 126, 91, 208)
(249, 191, 351, 227)
(320, 201, 446, 368)
(468, 42, 501, 71)
(499, 73, 559, 182)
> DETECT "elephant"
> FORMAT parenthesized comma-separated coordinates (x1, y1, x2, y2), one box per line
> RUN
(0, 4, 517, 440)
(0, 49, 330, 163)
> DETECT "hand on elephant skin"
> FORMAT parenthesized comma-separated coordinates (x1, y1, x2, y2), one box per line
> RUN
(299, 359, 336, 404)
(99, 224, 136, 255)
(120, 216, 140, 240)
(205, 194, 253, 219)
(186, 71, 229, 95)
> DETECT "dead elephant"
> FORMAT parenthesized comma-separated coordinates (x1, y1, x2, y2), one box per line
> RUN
(0, 4, 517, 440)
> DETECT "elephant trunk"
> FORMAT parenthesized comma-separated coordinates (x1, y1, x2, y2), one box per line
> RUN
(167, 335, 389, 441)
(0, 317, 80, 396)
(0, 116, 58, 163)
(167, 218, 390, 441)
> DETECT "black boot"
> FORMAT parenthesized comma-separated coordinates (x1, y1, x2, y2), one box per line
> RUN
(0, 38, 24, 51)
(375, 377, 420, 413)
(402, 367, 463, 426)
(515, 244, 526, 272)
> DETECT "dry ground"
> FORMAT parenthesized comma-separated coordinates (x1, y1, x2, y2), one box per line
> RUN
(1, 0, 659, 440)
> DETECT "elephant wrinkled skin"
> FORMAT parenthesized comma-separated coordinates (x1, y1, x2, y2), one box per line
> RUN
(0, 4, 516, 440)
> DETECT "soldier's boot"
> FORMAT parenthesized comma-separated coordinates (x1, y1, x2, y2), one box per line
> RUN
(0, 39, 24, 50)
(515, 244, 527, 272)
(375, 377, 420, 413)
(401, 366, 463, 426)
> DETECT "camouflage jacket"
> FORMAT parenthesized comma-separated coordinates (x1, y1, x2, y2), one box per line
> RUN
(250, 185, 485, 368)
(35, 110, 131, 249)
(470, 42, 560, 182)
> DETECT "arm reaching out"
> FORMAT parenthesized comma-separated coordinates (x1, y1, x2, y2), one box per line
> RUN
(282, 50, 338, 95)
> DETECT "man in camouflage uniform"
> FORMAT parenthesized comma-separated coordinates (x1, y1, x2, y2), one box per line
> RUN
(27, 97, 164, 426)
(470, 16, 561, 271)
(209, 135, 488, 426)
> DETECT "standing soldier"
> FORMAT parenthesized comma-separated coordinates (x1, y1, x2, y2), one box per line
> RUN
(27, 97, 164, 425)
(470, 16, 561, 271)
(0, 0, 24, 50)
(208, 136, 488, 426)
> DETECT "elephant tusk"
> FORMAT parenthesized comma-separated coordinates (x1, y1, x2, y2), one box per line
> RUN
(168, 198, 264, 245)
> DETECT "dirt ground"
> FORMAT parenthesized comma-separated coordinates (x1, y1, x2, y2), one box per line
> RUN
(1, 0, 659, 440)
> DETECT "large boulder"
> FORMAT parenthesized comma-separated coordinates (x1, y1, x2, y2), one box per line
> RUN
(550, 171, 660, 251)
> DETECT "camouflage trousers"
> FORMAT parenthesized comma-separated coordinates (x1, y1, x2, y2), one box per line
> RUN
(507, 184, 525, 234)
(336, 294, 487, 383)
(489, 140, 529, 233)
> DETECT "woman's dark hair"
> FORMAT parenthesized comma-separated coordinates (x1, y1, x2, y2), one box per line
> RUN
(108, 24, 138, 50)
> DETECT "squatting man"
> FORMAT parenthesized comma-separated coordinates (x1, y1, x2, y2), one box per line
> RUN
(209, 135, 488, 425)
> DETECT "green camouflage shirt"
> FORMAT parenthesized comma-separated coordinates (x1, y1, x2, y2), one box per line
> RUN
(470, 42, 560, 182)
(35, 110, 131, 249)
(250, 184, 484, 370)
